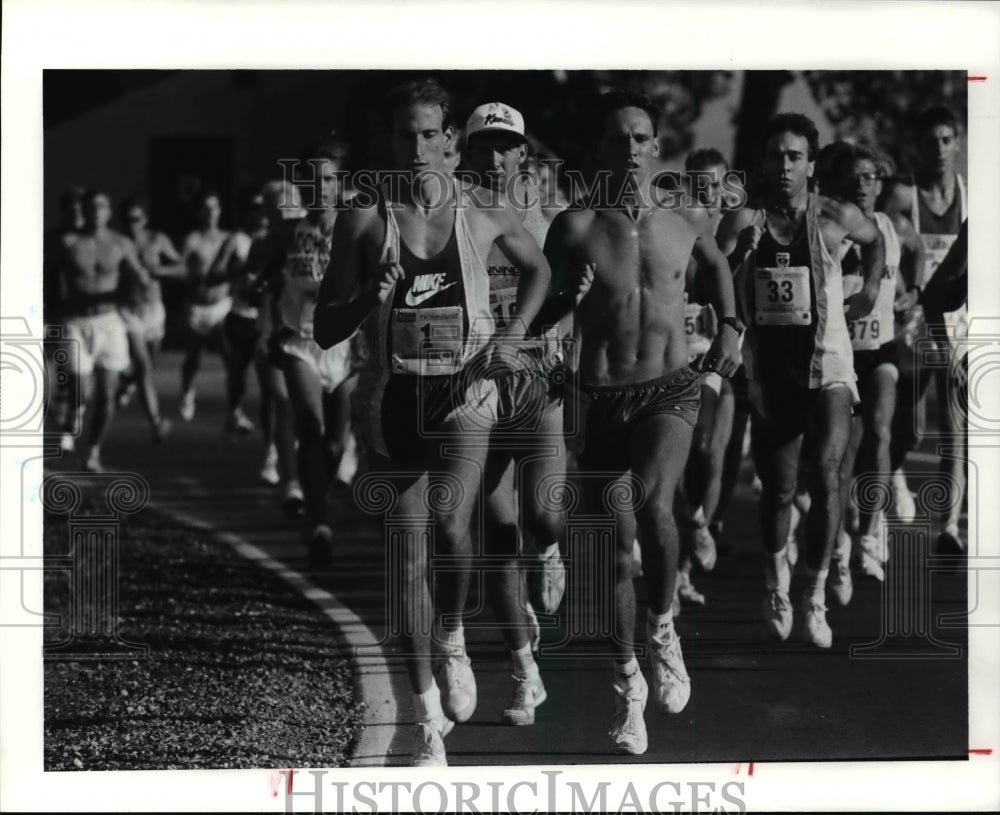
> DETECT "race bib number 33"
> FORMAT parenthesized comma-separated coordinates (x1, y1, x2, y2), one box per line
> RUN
(391, 306, 464, 375)
(754, 265, 812, 326)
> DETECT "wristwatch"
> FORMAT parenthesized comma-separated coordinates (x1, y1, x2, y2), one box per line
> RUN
(719, 316, 745, 336)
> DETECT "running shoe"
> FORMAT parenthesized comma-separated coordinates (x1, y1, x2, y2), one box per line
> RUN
(434, 650, 477, 723)
(529, 544, 566, 614)
(648, 623, 691, 714)
(802, 597, 833, 649)
(501, 673, 547, 726)
(830, 545, 854, 607)
(179, 390, 196, 422)
(763, 588, 793, 641)
(856, 534, 885, 582)
(225, 409, 255, 438)
(259, 445, 280, 485)
(411, 715, 454, 767)
(82, 447, 103, 474)
(60, 433, 75, 453)
(282, 481, 306, 519)
(676, 569, 706, 605)
(609, 672, 649, 755)
(891, 469, 916, 524)
(152, 418, 172, 444)
(786, 503, 801, 569)
(691, 522, 717, 572)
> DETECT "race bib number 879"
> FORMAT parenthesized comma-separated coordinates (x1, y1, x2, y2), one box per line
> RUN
(754, 265, 812, 326)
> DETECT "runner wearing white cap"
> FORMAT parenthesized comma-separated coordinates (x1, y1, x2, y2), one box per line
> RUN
(465, 100, 566, 728)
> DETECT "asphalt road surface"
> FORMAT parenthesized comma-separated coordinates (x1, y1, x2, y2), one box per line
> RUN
(57, 350, 970, 767)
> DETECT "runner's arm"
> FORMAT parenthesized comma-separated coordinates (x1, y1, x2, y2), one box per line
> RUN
(841, 203, 885, 320)
(891, 212, 927, 292)
(493, 207, 551, 341)
(118, 237, 154, 300)
(716, 207, 757, 269)
(691, 218, 742, 377)
(314, 207, 386, 349)
(150, 233, 186, 279)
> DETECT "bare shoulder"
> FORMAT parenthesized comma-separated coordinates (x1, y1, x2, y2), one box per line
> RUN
(550, 203, 596, 240)
(819, 194, 860, 226)
(719, 204, 756, 233)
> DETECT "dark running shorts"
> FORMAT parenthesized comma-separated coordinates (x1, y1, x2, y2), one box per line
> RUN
(578, 365, 701, 471)
(380, 372, 488, 465)
(853, 342, 899, 413)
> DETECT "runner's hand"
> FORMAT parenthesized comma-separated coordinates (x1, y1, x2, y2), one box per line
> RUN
(735, 223, 765, 258)
(701, 328, 741, 378)
(575, 262, 597, 305)
(372, 245, 405, 304)
(893, 289, 919, 314)
(844, 287, 877, 321)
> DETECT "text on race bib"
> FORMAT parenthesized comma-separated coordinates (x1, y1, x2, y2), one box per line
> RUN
(490, 287, 518, 329)
(391, 306, 464, 375)
(754, 265, 812, 326)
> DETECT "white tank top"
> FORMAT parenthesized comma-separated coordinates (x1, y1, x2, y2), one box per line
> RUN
(278, 219, 333, 339)
(841, 211, 901, 351)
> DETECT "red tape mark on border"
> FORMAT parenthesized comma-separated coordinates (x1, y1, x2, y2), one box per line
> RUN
(286, 769, 295, 794)
(968, 76, 987, 82)
(748, 761, 755, 776)
(968, 748, 993, 755)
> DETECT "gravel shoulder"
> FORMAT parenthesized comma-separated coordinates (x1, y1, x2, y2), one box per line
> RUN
(43, 492, 365, 771)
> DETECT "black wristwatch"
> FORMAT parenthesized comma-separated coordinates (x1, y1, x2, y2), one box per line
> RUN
(719, 316, 745, 337)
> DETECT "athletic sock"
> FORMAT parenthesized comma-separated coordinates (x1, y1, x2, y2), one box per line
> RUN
(613, 656, 642, 690)
(539, 542, 560, 560)
(413, 685, 443, 723)
(766, 549, 791, 592)
(510, 642, 539, 679)
(806, 568, 828, 605)
(646, 609, 675, 637)
(433, 622, 465, 655)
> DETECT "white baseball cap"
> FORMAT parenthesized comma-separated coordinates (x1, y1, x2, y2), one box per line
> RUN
(465, 102, 527, 142)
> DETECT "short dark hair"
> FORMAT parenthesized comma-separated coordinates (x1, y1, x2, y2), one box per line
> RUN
(764, 113, 820, 161)
(597, 89, 660, 138)
(915, 105, 960, 136)
(384, 78, 455, 132)
(298, 134, 352, 169)
(82, 188, 109, 206)
(814, 140, 855, 193)
(685, 147, 728, 173)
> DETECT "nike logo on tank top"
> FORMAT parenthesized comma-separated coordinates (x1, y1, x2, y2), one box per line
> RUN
(388, 219, 468, 374)
(753, 217, 818, 387)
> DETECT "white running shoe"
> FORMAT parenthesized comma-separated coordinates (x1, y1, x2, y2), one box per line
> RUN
(891, 469, 916, 524)
(648, 623, 691, 714)
(259, 445, 280, 485)
(691, 523, 717, 572)
(179, 390, 196, 422)
(530, 545, 566, 614)
(60, 433, 75, 453)
(857, 535, 885, 582)
(609, 672, 649, 755)
(631, 539, 644, 578)
(82, 447, 103, 474)
(434, 650, 477, 723)
(225, 409, 255, 438)
(763, 589, 793, 641)
(802, 598, 833, 649)
(502, 673, 547, 726)
(676, 570, 706, 605)
(411, 715, 454, 767)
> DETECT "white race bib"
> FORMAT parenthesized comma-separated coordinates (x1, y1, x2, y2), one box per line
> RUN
(390, 306, 464, 375)
(754, 265, 812, 326)
(921, 233, 968, 343)
(489, 286, 518, 329)
(683, 292, 716, 359)
(843, 274, 893, 351)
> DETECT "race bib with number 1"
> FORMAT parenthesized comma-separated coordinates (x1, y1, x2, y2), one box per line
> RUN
(391, 306, 465, 375)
